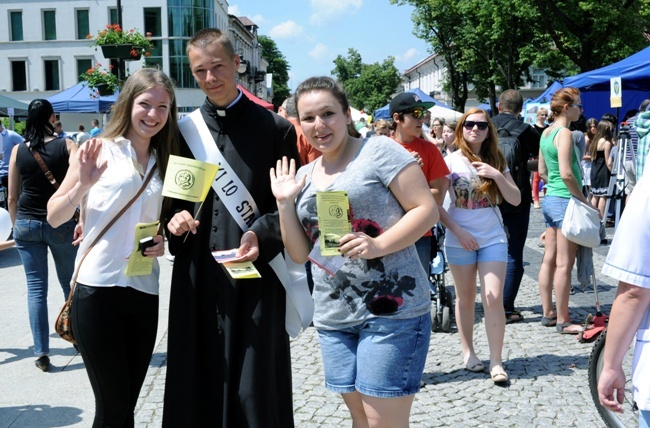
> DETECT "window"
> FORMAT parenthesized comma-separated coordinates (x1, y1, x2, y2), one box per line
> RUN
(11, 61, 27, 91)
(77, 59, 93, 83)
(144, 8, 163, 69)
(44, 60, 60, 91)
(109, 8, 118, 25)
(10, 11, 23, 41)
(76, 9, 90, 40)
(167, 1, 215, 87)
(531, 67, 548, 89)
(43, 10, 56, 41)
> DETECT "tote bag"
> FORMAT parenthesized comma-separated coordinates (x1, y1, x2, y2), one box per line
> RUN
(561, 196, 601, 248)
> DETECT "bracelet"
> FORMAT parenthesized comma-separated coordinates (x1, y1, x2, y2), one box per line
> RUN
(67, 192, 77, 207)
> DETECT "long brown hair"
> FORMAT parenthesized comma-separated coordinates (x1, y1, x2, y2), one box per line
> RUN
(590, 120, 613, 160)
(454, 108, 506, 203)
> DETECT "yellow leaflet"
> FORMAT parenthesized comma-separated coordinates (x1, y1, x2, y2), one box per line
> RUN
(162, 155, 219, 202)
(125, 221, 160, 277)
(316, 191, 351, 256)
(223, 261, 262, 279)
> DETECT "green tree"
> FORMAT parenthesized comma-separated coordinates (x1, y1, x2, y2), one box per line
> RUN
(394, 0, 650, 110)
(331, 48, 402, 114)
(258, 35, 291, 106)
(530, 0, 650, 72)
(393, 0, 540, 111)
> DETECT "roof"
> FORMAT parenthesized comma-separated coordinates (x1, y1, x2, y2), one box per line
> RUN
(404, 53, 442, 74)
(237, 16, 258, 30)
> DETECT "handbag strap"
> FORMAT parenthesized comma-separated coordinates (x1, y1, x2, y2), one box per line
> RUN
(28, 145, 60, 189)
(67, 163, 159, 297)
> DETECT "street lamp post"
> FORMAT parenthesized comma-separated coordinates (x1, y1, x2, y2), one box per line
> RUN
(116, 0, 125, 82)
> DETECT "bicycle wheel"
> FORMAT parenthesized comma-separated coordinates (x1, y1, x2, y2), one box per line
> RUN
(587, 329, 638, 428)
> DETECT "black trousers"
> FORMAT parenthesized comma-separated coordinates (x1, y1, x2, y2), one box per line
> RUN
(72, 284, 158, 428)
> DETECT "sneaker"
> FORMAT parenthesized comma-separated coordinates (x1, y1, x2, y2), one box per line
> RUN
(35, 355, 50, 372)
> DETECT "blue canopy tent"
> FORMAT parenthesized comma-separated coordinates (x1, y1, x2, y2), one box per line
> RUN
(374, 88, 454, 120)
(564, 46, 650, 121)
(47, 82, 119, 113)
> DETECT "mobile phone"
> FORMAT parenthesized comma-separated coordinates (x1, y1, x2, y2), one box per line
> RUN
(139, 236, 155, 256)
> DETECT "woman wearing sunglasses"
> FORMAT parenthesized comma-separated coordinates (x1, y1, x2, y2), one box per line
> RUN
(437, 108, 521, 383)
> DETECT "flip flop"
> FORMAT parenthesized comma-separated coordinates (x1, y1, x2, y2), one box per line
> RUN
(505, 310, 524, 324)
(556, 322, 583, 334)
(541, 316, 557, 327)
(465, 361, 485, 373)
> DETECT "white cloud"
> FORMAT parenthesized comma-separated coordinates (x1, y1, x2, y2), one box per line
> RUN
(309, 0, 363, 24)
(396, 48, 419, 62)
(269, 20, 304, 39)
(309, 43, 329, 61)
(250, 14, 265, 26)
(228, 6, 241, 16)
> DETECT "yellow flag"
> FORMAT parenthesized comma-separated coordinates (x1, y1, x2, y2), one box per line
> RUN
(162, 155, 219, 202)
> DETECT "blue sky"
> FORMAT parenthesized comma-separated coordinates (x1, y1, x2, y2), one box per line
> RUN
(228, 1, 431, 92)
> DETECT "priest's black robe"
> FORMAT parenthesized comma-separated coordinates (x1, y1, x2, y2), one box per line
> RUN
(162, 95, 299, 428)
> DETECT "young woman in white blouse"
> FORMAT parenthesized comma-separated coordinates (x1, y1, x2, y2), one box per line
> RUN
(47, 68, 179, 426)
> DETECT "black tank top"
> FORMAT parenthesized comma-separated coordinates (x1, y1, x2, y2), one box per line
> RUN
(16, 138, 71, 220)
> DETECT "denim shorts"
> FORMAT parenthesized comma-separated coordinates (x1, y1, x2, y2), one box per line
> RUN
(445, 242, 508, 265)
(542, 195, 570, 228)
(317, 313, 431, 398)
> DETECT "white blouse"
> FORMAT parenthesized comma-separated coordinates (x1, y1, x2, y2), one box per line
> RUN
(74, 138, 163, 295)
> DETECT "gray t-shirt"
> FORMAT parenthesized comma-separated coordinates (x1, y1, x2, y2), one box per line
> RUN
(295, 136, 431, 330)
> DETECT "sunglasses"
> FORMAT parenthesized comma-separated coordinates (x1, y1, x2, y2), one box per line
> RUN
(407, 109, 425, 119)
(571, 103, 583, 109)
(463, 121, 489, 131)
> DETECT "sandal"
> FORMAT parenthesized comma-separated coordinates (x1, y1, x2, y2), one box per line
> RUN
(541, 316, 557, 327)
(505, 310, 524, 324)
(556, 322, 583, 334)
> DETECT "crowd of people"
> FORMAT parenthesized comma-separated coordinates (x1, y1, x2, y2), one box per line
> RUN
(1, 26, 650, 428)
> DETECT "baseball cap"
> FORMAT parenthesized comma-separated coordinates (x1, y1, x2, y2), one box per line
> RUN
(389, 92, 435, 116)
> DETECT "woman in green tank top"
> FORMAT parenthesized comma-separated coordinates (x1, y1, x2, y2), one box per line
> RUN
(537, 87, 595, 335)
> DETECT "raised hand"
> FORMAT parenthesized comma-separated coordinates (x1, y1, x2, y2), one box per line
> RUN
(471, 161, 500, 180)
(77, 138, 108, 188)
(270, 157, 306, 204)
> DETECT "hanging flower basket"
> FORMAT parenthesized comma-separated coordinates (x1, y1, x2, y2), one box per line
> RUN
(95, 83, 115, 96)
(88, 24, 153, 60)
(80, 63, 120, 98)
(101, 44, 140, 60)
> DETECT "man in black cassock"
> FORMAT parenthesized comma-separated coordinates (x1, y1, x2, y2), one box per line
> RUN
(162, 28, 299, 427)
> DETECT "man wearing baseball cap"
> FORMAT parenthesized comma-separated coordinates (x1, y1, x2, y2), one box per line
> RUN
(390, 92, 449, 272)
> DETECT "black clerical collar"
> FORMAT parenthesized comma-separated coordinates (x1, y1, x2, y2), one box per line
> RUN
(207, 90, 244, 117)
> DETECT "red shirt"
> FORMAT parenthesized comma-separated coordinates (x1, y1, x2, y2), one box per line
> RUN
(393, 136, 449, 236)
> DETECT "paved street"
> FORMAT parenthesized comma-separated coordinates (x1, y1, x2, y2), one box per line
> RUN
(0, 202, 631, 427)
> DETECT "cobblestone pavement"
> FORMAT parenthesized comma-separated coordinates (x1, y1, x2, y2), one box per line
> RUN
(133, 204, 629, 428)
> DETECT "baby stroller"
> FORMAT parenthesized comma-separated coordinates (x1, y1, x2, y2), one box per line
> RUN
(429, 224, 453, 332)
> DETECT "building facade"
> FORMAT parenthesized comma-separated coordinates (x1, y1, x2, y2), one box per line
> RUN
(0, 0, 270, 111)
(402, 53, 550, 110)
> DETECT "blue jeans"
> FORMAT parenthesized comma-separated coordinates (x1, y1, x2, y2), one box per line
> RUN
(502, 204, 530, 315)
(317, 313, 431, 398)
(13, 218, 78, 356)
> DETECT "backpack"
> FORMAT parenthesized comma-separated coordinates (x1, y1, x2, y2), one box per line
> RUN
(497, 119, 530, 214)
